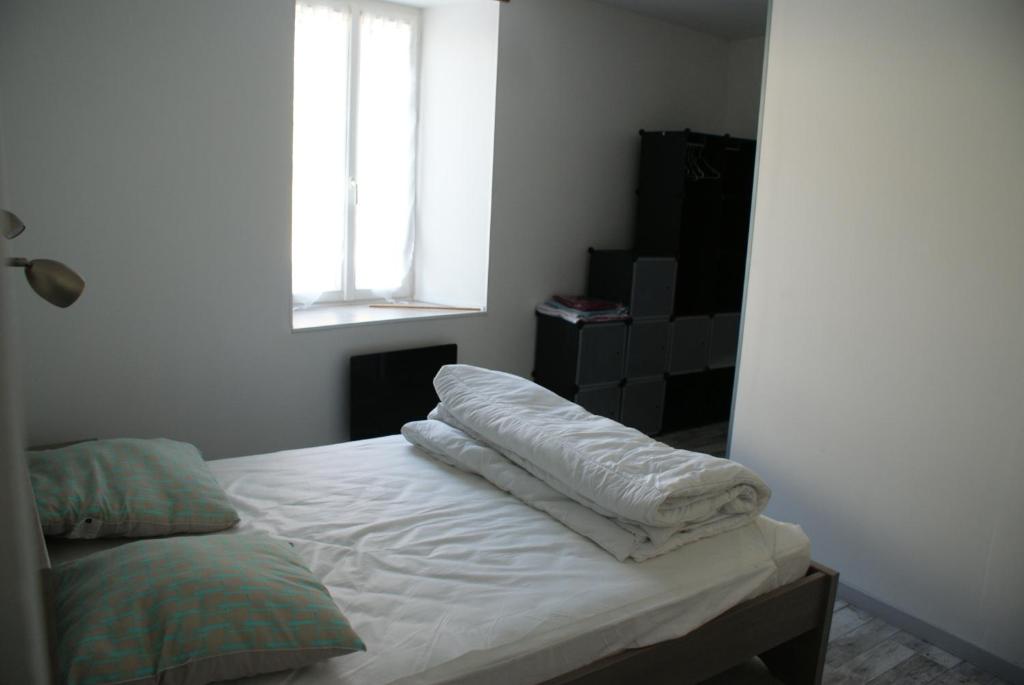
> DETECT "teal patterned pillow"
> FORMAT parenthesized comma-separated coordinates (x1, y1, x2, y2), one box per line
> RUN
(30, 438, 239, 538)
(54, 532, 366, 685)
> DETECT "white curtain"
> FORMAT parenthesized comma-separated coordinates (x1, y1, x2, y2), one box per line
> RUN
(291, 1, 418, 306)
(353, 12, 417, 296)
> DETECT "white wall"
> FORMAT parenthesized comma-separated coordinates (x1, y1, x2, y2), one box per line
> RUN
(0, 0, 735, 458)
(733, 0, 1024, 667)
(415, 2, 499, 308)
(723, 36, 764, 139)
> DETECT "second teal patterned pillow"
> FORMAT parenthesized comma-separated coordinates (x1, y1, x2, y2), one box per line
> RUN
(54, 532, 365, 685)
(30, 438, 239, 538)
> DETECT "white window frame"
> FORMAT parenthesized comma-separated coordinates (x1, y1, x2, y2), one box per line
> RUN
(293, 0, 422, 306)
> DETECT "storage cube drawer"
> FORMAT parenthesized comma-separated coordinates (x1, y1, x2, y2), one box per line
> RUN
(662, 372, 709, 432)
(635, 132, 687, 255)
(574, 383, 621, 421)
(662, 368, 736, 432)
(578, 322, 627, 385)
(706, 367, 736, 422)
(587, 250, 677, 319)
(626, 319, 670, 378)
(534, 315, 626, 391)
(620, 378, 665, 436)
(669, 316, 711, 374)
(708, 313, 740, 369)
(632, 258, 676, 318)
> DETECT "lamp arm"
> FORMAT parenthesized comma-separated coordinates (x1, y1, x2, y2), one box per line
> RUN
(6, 258, 29, 268)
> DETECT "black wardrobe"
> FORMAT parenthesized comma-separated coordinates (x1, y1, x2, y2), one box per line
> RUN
(638, 130, 755, 433)
(534, 129, 756, 435)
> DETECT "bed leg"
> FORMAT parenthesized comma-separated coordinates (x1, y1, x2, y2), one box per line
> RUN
(760, 627, 828, 685)
(760, 563, 838, 685)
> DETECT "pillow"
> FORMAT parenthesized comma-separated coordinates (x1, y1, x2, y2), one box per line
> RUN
(54, 532, 365, 685)
(29, 437, 239, 538)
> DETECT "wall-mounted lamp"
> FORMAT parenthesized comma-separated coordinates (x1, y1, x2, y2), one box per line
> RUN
(1, 208, 26, 240)
(3, 209, 85, 308)
(6, 258, 85, 308)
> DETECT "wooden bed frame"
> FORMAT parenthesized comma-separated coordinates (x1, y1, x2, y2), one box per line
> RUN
(543, 561, 838, 685)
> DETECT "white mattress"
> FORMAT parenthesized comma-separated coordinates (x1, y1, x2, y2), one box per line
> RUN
(50, 436, 810, 685)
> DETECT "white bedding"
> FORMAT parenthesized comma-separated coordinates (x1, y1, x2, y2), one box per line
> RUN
(215, 436, 807, 685)
(47, 436, 809, 685)
(403, 418, 643, 561)
(431, 366, 771, 558)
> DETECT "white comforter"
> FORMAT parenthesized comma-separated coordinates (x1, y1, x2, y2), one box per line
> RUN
(415, 365, 771, 560)
(403, 419, 643, 560)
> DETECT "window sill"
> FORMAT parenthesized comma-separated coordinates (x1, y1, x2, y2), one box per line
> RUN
(292, 301, 486, 332)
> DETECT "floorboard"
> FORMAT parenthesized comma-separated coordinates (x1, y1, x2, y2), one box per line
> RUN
(827, 618, 901, 669)
(893, 631, 962, 670)
(867, 654, 949, 685)
(830, 606, 873, 641)
(825, 639, 916, 684)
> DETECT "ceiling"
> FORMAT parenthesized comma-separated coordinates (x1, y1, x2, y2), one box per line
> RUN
(593, 0, 768, 40)
(400, 0, 492, 7)
(400, 0, 768, 41)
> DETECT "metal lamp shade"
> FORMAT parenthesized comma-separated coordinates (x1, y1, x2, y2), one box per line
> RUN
(21, 259, 85, 308)
(1, 210, 26, 240)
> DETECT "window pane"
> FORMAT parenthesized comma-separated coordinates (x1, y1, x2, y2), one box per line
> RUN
(353, 12, 417, 293)
(292, 2, 350, 303)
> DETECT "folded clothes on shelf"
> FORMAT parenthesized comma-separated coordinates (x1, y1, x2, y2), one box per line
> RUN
(536, 295, 629, 324)
(552, 294, 623, 312)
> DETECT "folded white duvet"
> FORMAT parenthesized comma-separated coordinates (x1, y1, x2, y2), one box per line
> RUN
(401, 419, 638, 559)
(427, 365, 771, 557)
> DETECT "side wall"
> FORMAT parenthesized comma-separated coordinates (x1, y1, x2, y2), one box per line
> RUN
(733, 0, 1024, 667)
(0, 0, 732, 458)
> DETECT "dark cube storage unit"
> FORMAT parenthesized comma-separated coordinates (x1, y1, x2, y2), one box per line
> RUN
(634, 130, 755, 317)
(625, 319, 670, 378)
(575, 383, 622, 421)
(533, 129, 755, 439)
(706, 367, 736, 421)
(661, 367, 734, 433)
(669, 316, 711, 375)
(662, 372, 709, 432)
(587, 250, 676, 319)
(634, 129, 755, 435)
(621, 378, 666, 436)
(533, 313, 626, 401)
(709, 312, 741, 370)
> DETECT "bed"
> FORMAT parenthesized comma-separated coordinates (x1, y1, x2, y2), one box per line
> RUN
(50, 434, 836, 685)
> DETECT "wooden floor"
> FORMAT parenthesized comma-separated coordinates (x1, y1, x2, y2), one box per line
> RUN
(660, 425, 1009, 685)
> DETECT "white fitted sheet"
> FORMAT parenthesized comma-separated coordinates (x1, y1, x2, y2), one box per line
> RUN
(49, 436, 810, 685)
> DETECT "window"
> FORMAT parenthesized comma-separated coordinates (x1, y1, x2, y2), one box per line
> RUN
(291, 0, 419, 305)
(290, 0, 499, 330)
